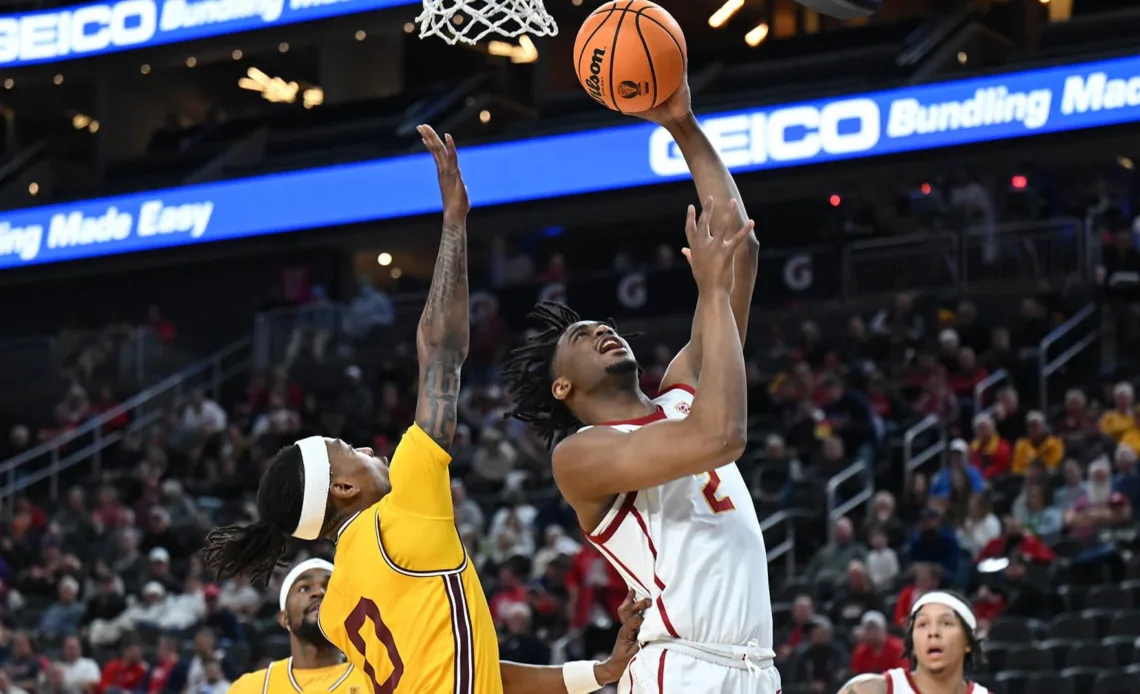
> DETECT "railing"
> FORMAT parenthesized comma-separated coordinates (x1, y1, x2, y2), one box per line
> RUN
(760, 510, 808, 585)
(0, 337, 252, 510)
(903, 414, 947, 493)
(842, 218, 1089, 298)
(1039, 302, 1102, 414)
(253, 304, 347, 370)
(974, 368, 1009, 416)
(827, 459, 874, 542)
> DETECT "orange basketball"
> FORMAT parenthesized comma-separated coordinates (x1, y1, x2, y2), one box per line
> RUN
(573, 0, 687, 113)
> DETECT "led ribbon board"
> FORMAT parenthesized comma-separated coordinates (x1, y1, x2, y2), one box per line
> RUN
(0, 0, 420, 66)
(1, 52, 1138, 269)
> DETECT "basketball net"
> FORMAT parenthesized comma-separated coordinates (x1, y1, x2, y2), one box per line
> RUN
(416, 0, 558, 45)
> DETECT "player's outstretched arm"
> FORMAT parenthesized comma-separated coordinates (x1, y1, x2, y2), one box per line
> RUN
(414, 124, 471, 452)
(837, 675, 888, 694)
(636, 72, 759, 391)
(499, 593, 650, 694)
(554, 200, 753, 499)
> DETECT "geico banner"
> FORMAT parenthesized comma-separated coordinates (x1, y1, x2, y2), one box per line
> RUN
(3, 53, 1140, 269)
(0, 0, 417, 66)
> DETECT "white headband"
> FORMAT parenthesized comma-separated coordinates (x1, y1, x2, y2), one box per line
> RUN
(911, 591, 977, 631)
(279, 558, 334, 611)
(293, 436, 331, 541)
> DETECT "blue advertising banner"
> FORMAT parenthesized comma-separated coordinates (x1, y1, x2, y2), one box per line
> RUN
(1, 52, 1139, 270)
(0, 0, 419, 66)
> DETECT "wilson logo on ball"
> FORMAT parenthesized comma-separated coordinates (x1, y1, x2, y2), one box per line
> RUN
(618, 81, 646, 99)
(584, 48, 607, 104)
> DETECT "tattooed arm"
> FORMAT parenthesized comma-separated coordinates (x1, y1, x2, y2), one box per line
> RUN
(836, 675, 888, 694)
(414, 124, 471, 452)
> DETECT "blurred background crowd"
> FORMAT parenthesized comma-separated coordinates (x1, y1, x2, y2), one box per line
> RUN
(3, 0, 1140, 693)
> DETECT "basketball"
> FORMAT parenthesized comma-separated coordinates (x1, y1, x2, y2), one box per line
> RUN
(573, 0, 687, 113)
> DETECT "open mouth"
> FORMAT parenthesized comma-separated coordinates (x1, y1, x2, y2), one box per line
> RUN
(926, 647, 944, 657)
(597, 336, 624, 354)
(305, 602, 321, 616)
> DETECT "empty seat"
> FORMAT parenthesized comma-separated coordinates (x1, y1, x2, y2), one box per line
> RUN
(1108, 611, 1140, 637)
(982, 642, 1012, 674)
(1059, 584, 1089, 612)
(1087, 585, 1134, 611)
(1049, 613, 1097, 640)
(1067, 640, 1118, 669)
(995, 671, 1031, 694)
(1103, 636, 1136, 667)
(1025, 673, 1075, 694)
(1060, 667, 1104, 694)
(1093, 671, 1140, 694)
(988, 617, 1035, 643)
(1006, 645, 1054, 671)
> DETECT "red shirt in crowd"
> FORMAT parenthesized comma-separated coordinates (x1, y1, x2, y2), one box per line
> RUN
(565, 544, 626, 630)
(144, 656, 180, 694)
(849, 635, 905, 675)
(97, 659, 148, 694)
(948, 367, 989, 399)
(893, 585, 921, 629)
(970, 435, 1013, 479)
(978, 532, 1057, 565)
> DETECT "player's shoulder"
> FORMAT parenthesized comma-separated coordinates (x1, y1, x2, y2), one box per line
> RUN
(228, 667, 269, 694)
(837, 673, 889, 694)
(653, 383, 695, 413)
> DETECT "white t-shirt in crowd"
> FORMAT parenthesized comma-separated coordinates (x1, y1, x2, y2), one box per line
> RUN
(58, 658, 100, 694)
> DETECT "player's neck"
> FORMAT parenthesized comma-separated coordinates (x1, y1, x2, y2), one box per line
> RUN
(290, 639, 344, 670)
(579, 386, 656, 425)
(910, 666, 968, 694)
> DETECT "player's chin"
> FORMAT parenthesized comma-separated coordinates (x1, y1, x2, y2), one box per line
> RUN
(603, 355, 639, 375)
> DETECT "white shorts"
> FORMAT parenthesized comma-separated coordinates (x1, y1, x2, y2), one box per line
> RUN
(616, 644, 783, 694)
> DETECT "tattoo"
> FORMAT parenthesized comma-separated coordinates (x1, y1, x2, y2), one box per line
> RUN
(416, 220, 469, 450)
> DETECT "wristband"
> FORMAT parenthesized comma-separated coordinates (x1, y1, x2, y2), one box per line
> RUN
(562, 660, 602, 694)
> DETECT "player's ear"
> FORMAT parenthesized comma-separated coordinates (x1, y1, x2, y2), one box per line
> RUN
(552, 376, 572, 401)
(277, 610, 289, 632)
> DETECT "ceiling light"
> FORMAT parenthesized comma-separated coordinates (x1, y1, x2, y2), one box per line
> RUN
(279, 42, 289, 53)
(391, 267, 403, 279)
(709, 0, 744, 28)
(479, 110, 491, 123)
(72, 114, 91, 129)
(744, 22, 768, 46)
(377, 252, 393, 266)
(232, 49, 243, 60)
(355, 30, 366, 40)
(140, 64, 150, 74)
(28, 182, 39, 195)
(53, 74, 63, 85)
(88, 121, 100, 133)
(186, 56, 197, 67)
(404, 22, 414, 33)
(2, 79, 12, 89)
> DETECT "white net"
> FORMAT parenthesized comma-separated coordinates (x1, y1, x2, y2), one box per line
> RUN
(416, 0, 558, 46)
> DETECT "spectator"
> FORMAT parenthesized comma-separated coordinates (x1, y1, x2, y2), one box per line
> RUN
(4, 633, 44, 692)
(0, 671, 28, 694)
(1054, 458, 1090, 511)
(142, 549, 180, 594)
(848, 611, 904, 676)
(978, 516, 1056, 566)
(1015, 484, 1064, 539)
(1113, 443, 1140, 514)
(180, 389, 227, 447)
(818, 376, 878, 456)
(777, 596, 815, 659)
(805, 518, 868, 588)
(1064, 458, 1130, 583)
(1054, 389, 1098, 452)
(201, 584, 242, 644)
(450, 480, 485, 533)
(1011, 411, 1064, 474)
(530, 526, 580, 580)
(38, 576, 84, 639)
(865, 530, 899, 591)
(829, 561, 884, 631)
(489, 557, 530, 626)
(792, 617, 848, 693)
(969, 413, 1012, 480)
(343, 276, 395, 339)
(564, 543, 624, 659)
(54, 637, 99, 694)
(957, 494, 1002, 558)
(906, 509, 961, 584)
(182, 630, 221, 694)
(929, 440, 984, 524)
(94, 638, 146, 694)
(998, 553, 1051, 621)
(863, 491, 907, 550)
(992, 387, 1024, 442)
(893, 563, 941, 629)
(136, 638, 183, 694)
(187, 659, 228, 694)
(1098, 381, 1137, 443)
(498, 603, 549, 665)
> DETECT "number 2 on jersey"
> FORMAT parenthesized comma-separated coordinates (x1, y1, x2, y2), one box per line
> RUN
(343, 597, 403, 694)
(701, 471, 736, 513)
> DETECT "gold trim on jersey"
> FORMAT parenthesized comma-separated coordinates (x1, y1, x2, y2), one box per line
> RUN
(371, 508, 468, 577)
(262, 658, 356, 694)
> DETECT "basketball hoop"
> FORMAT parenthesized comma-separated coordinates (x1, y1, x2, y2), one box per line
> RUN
(416, 0, 558, 46)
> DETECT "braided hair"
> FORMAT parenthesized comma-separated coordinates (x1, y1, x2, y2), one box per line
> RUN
(200, 444, 332, 586)
(501, 302, 585, 449)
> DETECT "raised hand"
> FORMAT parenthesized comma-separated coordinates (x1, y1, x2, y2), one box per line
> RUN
(682, 197, 754, 293)
(417, 124, 470, 221)
(632, 65, 693, 128)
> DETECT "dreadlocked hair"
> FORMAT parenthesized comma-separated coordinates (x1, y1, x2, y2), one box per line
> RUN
(200, 443, 332, 587)
(501, 301, 588, 449)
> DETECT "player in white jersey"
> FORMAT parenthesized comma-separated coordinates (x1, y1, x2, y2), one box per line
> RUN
(840, 592, 989, 694)
(502, 75, 776, 694)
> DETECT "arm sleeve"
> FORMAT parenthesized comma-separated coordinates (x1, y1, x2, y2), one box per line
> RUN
(376, 424, 465, 572)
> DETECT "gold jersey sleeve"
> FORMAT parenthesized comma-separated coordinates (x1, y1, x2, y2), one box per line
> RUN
(375, 423, 464, 572)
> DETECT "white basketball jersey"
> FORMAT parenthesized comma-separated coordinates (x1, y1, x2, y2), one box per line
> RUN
(883, 669, 989, 694)
(580, 386, 773, 648)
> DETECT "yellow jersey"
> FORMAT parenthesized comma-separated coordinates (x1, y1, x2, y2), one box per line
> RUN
(227, 659, 365, 694)
(318, 424, 502, 694)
